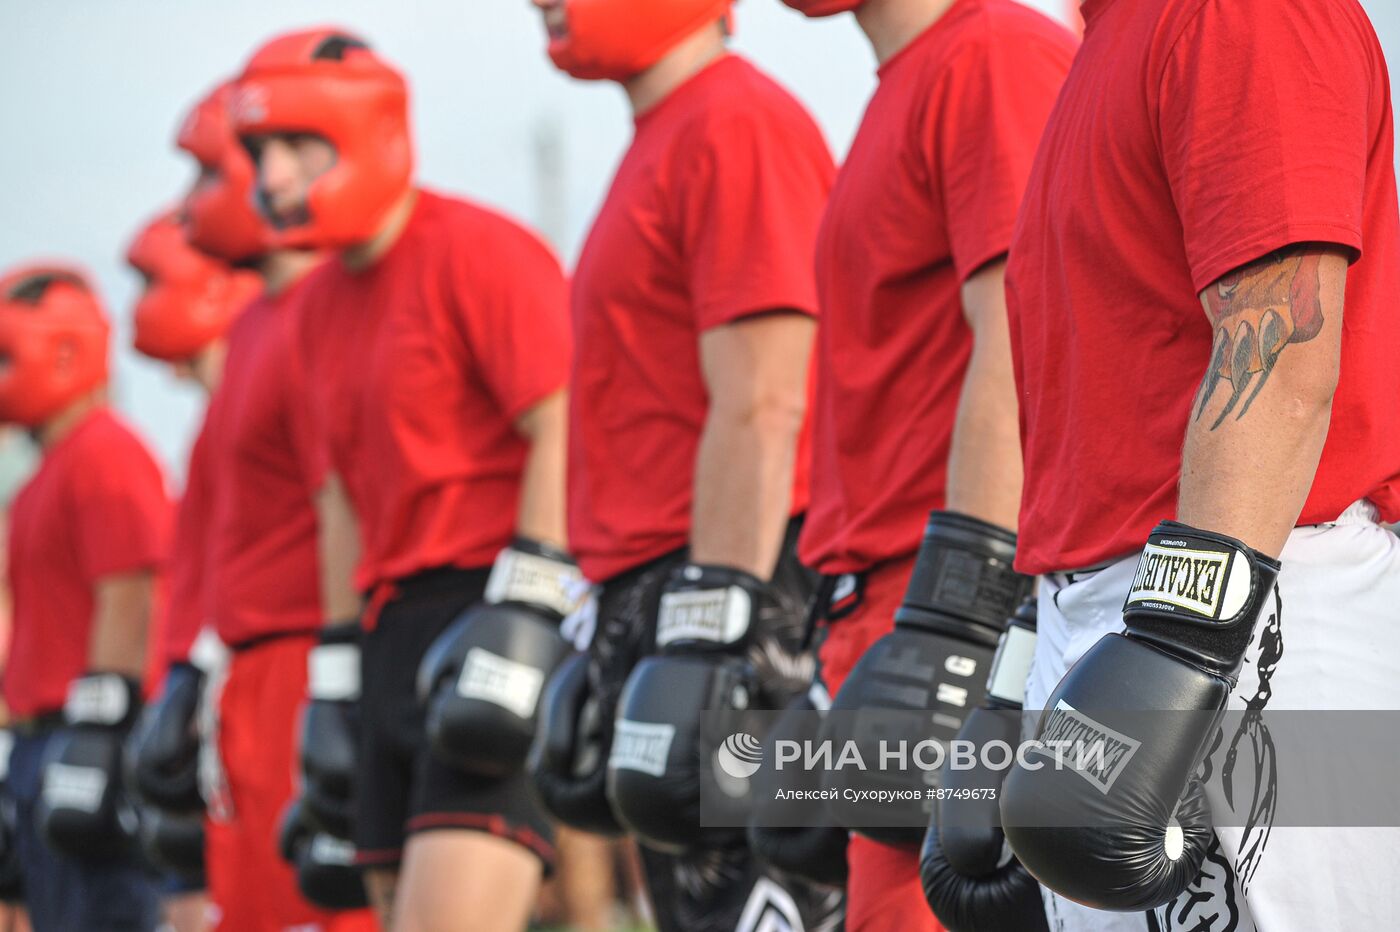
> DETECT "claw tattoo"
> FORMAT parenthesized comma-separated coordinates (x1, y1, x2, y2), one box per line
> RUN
(1194, 248, 1325, 428)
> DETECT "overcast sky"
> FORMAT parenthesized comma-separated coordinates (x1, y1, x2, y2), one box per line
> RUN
(1, 0, 1396, 485)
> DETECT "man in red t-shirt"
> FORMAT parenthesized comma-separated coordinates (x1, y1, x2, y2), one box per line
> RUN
(778, 0, 1075, 928)
(529, 1, 837, 928)
(124, 207, 259, 931)
(232, 28, 575, 931)
(0, 263, 169, 931)
(171, 80, 378, 932)
(999, 0, 1400, 929)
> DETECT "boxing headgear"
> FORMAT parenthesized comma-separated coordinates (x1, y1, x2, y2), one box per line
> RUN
(0, 265, 110, 427)
(126, 211, 261, 362)
(780, 0, 863, 16)
(177, 82, 272, 263)
(548, 0, 733, 81)
(231, 28, 413, 248)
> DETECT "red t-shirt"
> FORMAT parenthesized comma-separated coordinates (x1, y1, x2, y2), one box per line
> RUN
(294, 191, 571, 591)
(156, 398, 223, 669)
(799, 0, 1077, 575)
(568, 55, 835, 582)
(5, 408, 170, 716)
(1008, 0, 1400, 575)
(208, 282, 325, 644)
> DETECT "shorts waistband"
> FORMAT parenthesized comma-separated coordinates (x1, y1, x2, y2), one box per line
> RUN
(363, 564, 492, 630)
(10, 710, 65, 736)
(227, 626, 321, 655)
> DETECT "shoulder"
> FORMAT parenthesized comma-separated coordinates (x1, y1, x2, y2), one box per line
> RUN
(681, 57, 828, 154)
(417, 190, 564, 279)
(935, 0, 1079, 77)
(74, 411, 166, 491)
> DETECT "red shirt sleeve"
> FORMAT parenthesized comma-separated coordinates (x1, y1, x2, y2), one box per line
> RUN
(1158, 0, 1369, 292)
(71, 428, 170, 582)
(677, 108, 834, 331)
(452, 220, 572, 422)
(928, 30, 1071, 282)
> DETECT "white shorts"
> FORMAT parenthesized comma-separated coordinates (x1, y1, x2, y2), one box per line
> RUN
(1025, 500, 1400, 932)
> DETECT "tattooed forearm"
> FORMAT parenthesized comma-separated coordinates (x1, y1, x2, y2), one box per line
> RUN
(1193, 246, 1325, 428)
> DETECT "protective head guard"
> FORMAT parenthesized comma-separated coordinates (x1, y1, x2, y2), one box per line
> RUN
(126, 211, 261, 362)
(549, 0, 733, 81)
(231, 27, 413, 248)
(0, 264, 110, 427)
(177, 81, 273, 263)
(780, 0, 863, 17)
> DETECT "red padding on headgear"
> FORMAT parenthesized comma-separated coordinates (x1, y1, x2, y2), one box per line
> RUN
(231, 27, 413, 248)
(177, 81, 273, 264)
(0, 263, 110, 427)
(126, 211, 261, 362)
(550, 0, 734, 81)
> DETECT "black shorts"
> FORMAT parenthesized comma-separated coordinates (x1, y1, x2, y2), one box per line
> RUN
(352, 566, 555, 870)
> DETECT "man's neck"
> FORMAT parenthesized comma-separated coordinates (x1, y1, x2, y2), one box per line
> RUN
(856, 0, 959, 65)
(35, 391, 102, 450)
(623, 24, 727, 117)
(341, 188, 419, 273)
(259, 248, 321, 297)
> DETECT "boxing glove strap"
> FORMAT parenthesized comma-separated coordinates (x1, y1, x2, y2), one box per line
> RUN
(486, 539, 585, 619)
(64, 673, 140, 728)
(1123, 522, 1280, 675)
(187, 627, 229, 677)
(986, 618, 1037, 706)
(308, 622, 361, 701)
(896, 511, 1032, 633)
(655, 564, 763, 650)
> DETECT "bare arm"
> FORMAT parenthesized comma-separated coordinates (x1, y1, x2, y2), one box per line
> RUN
(512, 389, 568, 549)
(315, 472, 363, 622)
(692, 312, 815, 579)
(944, 260, 1023, 529)
(88, 572, 155, 676)
(1179, 245, 1347, 557)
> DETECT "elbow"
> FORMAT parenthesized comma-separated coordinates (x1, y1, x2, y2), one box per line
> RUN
(1278, 360, 1340, 422)
(711, 388, 809, 439)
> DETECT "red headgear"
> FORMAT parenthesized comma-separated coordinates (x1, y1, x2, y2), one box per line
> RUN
(549, 0, 733, 81)
(0, 264, 110, 427)
(230, 28, 413, 248)
(177, 82, 272, 263)
(780, 0, 863, 17)
(126, 211, 261, 362)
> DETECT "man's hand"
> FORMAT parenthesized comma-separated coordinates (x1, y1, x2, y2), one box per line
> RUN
(692, 311, 815, 578)
(945, 260, 1022, 530)
(88, 572, 155, 677)
(513, 389, 568, 549)
(1180, 245, 1347, 557)
(315, 472, 361, 623)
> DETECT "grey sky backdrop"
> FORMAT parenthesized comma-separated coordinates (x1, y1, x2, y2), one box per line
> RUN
(1, 0, 1397, 486)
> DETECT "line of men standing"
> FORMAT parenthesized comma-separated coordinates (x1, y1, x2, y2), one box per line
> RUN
(0, 0, 1397, 931)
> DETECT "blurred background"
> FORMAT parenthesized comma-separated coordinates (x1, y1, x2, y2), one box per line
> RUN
(0, 0, 1397, 485)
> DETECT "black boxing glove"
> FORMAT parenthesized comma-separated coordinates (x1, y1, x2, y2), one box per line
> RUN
(527, 652, 625, 836)
(607, 564, 769, 853)
(0, 730, 23, 902)
(1000, 522, 1279, 911)
(920, 599, 1047, 932)
(298, 622, 360, 838)
(419, 539, 580, 778)
(278, 799, 368, 911)
(824, 512, 1032, 846)
(37, 672, 143, 861)
(125, 660, 204, 813)
(137, 806, 206, 887)
(747, 681, 849, 888)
